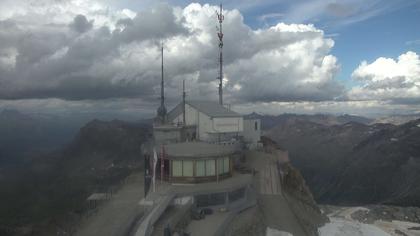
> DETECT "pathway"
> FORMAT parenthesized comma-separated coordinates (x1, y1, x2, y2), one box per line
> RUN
(246, 150, 307, 236)
(75, 171, 145, 236)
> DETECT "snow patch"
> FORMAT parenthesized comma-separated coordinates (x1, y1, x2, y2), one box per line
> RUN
(328, 206, 370, 220)
(319, 217, 391, 236)
(374, 220, 420, 235)
(266, 227, 293, 236)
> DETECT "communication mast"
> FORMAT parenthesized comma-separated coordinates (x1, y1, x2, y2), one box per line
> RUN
(156, 43, 167, 124)
(182, 79, 186, 125)
(216, 3, 224, 105)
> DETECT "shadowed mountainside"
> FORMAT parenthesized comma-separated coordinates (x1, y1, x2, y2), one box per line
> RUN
(372, 113, 420, 125)
(245, 112, 372, 130)
(0, 119, 151, 235)
(265, 117, 420, 207)
(0, 109, 81, 165)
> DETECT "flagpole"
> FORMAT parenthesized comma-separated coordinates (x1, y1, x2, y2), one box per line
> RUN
(161, 145, 164, 184)
(153, 148, 157, 192)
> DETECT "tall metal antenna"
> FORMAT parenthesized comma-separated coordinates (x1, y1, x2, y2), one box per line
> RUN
(182, 79, 186, 125)
(161, 44, 164, 108)
(216, 3, 224, 105)
(156, 43, 167, 123)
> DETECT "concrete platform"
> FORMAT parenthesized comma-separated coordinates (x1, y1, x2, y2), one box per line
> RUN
(186, 211, 233, 236)
(136, 173, 255, 236)
(75, 172, 145, 236)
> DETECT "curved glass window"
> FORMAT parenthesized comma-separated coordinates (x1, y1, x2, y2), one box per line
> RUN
(205, 159, 216, 176)
(183, 161, 193, 177)
(223, 157, 230, 173)
(172, 160, 182, 177)
(172, 157, 230, 178)
(217, 158, 224, 175)
(196, 160, 206, 177)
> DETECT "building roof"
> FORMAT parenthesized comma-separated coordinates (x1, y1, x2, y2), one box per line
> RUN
(187, 101, 241, 117)
(167, 103, 183, 121)
(167, 100, 241, 121)
(165, 141, 239, 158)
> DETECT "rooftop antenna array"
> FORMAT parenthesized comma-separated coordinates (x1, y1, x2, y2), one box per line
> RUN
(216, 3, 224, 105)
(156, 42, 167, 124)
(182, 79, 186, 125)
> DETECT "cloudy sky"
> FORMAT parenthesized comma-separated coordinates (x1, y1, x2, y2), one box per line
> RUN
(0, 0, 419, 118)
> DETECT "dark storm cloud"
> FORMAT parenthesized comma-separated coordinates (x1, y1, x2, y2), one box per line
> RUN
(0, 4, 189, 101)
(3, 75, 155, 100)
(69, 14, 93, 33)
(116, 4, 188, 44)
(364, 76, 415, 90)
(0, 2, 344, 104)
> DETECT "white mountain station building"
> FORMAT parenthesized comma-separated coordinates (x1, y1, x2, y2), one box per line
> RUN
(154, 100, 261, 149)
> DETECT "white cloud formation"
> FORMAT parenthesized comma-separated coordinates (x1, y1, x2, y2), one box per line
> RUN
(349, 51, 420, 104)
(0, 1, 343, 105)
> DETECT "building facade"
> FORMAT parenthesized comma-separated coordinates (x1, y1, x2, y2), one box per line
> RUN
(163, 142, 237, 183)
(167, 100, 243, 143)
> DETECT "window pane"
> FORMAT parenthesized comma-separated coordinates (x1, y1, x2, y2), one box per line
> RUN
(196, 192, 226, 207)
(183, 161, 193, 177)
(217, 158, 224, 175)
(196, 160, 205, 177)
(172, 160, 182, 177)
(223, 157, 230, 173)
(209, 192, 226, 206)
(206, 160, 215, 176)
(195, 194, 210, 208)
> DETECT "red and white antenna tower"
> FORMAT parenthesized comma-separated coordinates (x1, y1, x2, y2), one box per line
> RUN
(216, 3, 224, 105)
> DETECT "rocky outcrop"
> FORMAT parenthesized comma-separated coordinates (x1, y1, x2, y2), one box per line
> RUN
(280, 162, 328, 236)
(225, 206, 266, 236)
(226, 137, 327, 236)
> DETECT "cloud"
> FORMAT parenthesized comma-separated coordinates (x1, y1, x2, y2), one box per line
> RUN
(116, 4, 188, 44)
(348, 51, 420, 104)
(406, 39, 420, 46)
(0, 2, 343, 104)
(69, 14, 93, 33)
(257, 12, 284, 26)
(281, 0, 417, 28)
(326, 2, 357, 18)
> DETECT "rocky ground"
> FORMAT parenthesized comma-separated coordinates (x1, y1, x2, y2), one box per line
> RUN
(225, 140, 327, 236)
(320, 205, 420, 236)
(225, 206, 266, 236)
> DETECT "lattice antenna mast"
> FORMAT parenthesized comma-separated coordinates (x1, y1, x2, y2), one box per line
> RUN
(216, 3, 224, 105)
(156, 42, 167, 124)
(161, 44, 164, 109)
(182, 79, 186, 125)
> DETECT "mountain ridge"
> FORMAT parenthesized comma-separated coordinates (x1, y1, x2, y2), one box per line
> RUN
(0, 119, 151, 234)
(266, 116, 420, 207)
